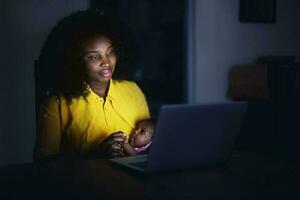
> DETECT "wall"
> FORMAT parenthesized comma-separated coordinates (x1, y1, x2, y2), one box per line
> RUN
(0, 0, 88, 166)
(194, 0, 300, 103)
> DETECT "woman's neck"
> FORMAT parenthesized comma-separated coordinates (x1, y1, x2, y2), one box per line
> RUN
(89, 81, 110, 97)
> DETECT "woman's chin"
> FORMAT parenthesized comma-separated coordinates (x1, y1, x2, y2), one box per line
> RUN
(98, 77, 111, 84)
(101, 75, 112, 80)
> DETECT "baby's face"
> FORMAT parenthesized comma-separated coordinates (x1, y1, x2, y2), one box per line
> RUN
(130, 121, 154, 147)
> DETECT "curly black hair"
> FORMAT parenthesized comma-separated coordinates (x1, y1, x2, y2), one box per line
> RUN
(37, 9, 137, 102)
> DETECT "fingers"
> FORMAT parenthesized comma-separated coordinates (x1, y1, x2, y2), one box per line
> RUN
(99, 131, 128, 158)
(111, 143, 125, 157)
(111, 142, 125, 157)
(102, 131, 125, 145)
(111, 131, 125, 143)
(112, 143, 122, 150)
(113, 136, 125, 143)
(111, 131, 124, 137)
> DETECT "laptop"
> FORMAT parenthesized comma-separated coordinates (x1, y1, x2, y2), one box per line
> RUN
(110, 102, 247, 173)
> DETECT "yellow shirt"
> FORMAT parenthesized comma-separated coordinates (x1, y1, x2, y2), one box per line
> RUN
(34, 79, 150, 159)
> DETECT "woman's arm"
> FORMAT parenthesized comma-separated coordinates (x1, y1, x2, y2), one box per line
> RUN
(132, 82, 151, 121)
(33, 96, 62, 161)
(97, 131, 126, 157)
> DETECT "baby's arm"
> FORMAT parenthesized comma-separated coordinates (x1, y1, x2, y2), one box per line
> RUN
(122, 143, 138, 156)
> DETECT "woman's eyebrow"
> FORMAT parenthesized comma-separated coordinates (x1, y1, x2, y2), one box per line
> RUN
(84, 51, 99, 54)
(84, 45, 113, 54)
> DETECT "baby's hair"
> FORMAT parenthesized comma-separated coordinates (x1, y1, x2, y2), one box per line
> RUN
(137, 118, 156, 125)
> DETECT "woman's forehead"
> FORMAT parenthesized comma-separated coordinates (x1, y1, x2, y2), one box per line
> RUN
(82, 35, 113, 50)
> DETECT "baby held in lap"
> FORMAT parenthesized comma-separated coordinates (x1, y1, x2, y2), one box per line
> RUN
(122, 119, 155, 156)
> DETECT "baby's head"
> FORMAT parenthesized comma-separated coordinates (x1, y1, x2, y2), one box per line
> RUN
(129, 119, 155, 147)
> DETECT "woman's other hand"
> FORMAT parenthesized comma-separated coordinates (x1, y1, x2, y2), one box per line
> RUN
(99, 131, 126, 158)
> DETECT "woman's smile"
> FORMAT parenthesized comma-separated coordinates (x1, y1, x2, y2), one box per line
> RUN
(99, 68, 112, 78)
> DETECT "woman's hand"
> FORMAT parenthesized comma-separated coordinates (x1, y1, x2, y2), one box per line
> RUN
(99, 131, 126, 158)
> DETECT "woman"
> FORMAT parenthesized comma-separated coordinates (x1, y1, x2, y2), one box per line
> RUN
(34, 10, 150, 160)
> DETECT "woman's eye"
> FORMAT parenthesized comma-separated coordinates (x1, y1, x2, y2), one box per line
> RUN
(107, 49, 115, 56)
(87, 55, 99, 60)
(89, 56, 96, 60)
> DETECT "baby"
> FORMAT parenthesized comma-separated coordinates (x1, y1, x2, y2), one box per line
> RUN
(122, 119, 155, 156)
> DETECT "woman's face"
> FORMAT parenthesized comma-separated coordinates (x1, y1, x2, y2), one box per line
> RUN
(82, 35, 117, 85)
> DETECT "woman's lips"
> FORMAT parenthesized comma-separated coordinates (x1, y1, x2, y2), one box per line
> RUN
(99, 69, 112, 77)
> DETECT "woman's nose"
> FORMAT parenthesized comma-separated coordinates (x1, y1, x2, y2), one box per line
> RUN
(100, 57, 110, 67)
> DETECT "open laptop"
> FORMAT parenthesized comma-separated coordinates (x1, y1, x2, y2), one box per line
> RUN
(110, 102, 247, 173)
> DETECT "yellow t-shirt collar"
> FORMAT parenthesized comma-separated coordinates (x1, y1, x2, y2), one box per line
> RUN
(85, 79, 116, 101)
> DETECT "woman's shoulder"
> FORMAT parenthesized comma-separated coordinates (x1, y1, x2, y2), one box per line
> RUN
(111, 80, 145, 102)
(112, 79, 141, 92)
(40, 94, 68, 109)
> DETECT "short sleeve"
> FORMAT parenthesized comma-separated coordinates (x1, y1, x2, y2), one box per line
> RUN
(33, 96, 62, 160)
(131, 82, 151, 123)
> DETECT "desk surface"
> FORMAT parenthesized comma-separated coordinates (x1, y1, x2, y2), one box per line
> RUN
(0, 151, 299, 200)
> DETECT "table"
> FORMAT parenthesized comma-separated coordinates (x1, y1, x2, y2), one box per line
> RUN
(0, 151, 299, 200)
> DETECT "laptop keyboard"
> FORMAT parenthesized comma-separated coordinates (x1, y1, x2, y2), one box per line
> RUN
(131, 160, 148, 169)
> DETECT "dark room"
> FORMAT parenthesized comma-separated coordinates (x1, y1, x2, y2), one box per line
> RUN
(0, 0, 300, 199)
